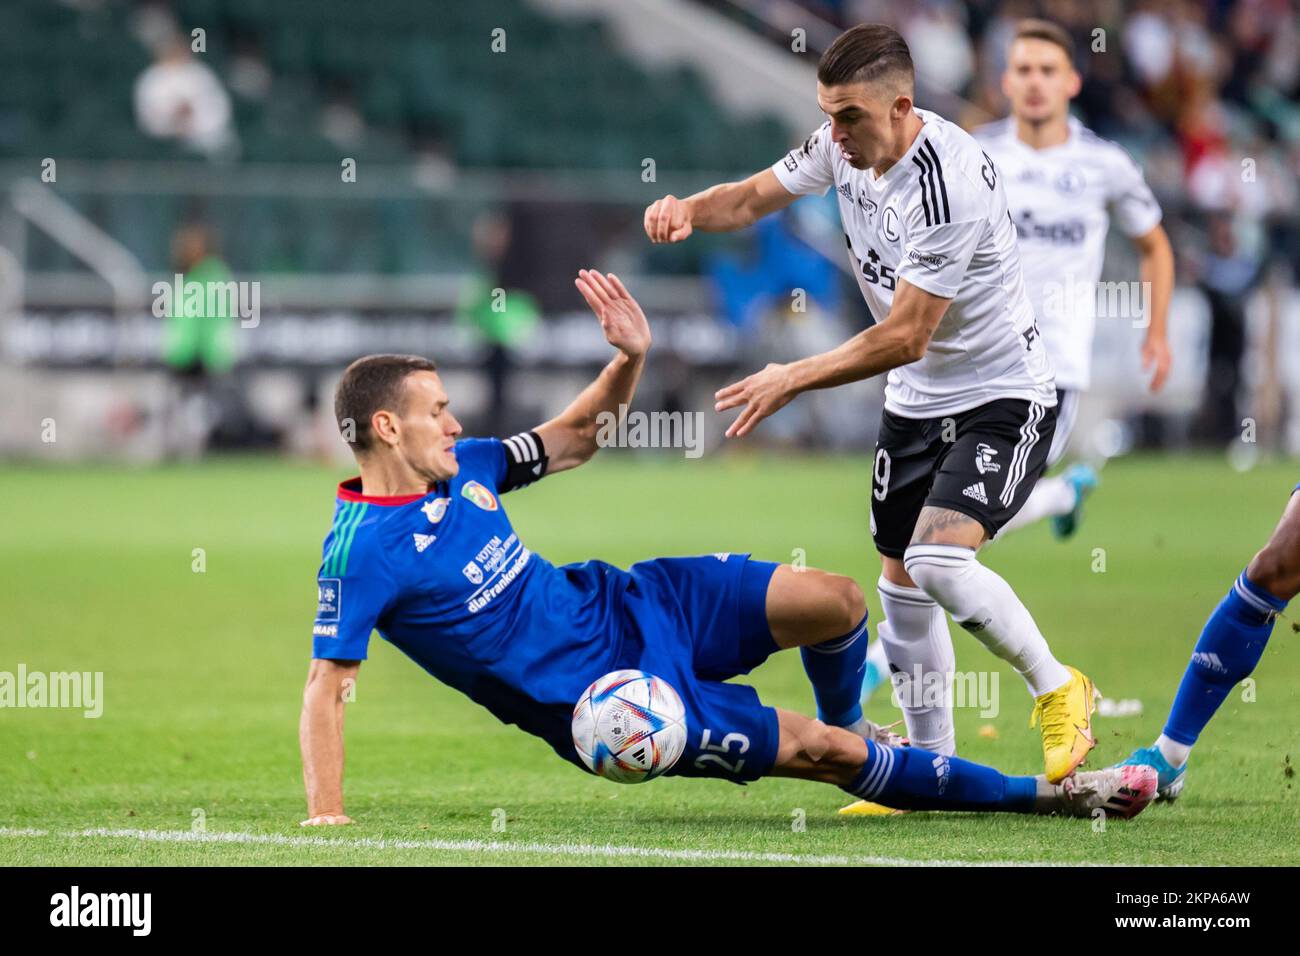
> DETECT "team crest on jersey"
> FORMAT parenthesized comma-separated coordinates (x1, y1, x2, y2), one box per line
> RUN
(462, 561, 483, 585)
(422, 497, 450, 524)
(1055, 169, 1085, 195)
(974, 443, 1001, 475)
(461, 481, 497, 511)
(881, 206, 900, 242)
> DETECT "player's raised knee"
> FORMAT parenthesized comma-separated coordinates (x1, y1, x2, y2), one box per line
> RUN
(1247, 544, 1300, 602)
(901, 544, 949, 594)
(824, 573, 867, 633)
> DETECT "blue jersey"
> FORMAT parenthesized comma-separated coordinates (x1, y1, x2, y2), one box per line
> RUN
(312, 434, 640, 741)
(311, 433, 785, 782)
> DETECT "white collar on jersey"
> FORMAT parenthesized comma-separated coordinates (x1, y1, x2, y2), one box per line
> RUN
(1010, 114, 1081, 154)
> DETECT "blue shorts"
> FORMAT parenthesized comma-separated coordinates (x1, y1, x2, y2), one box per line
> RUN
(617, 553, 783, 785)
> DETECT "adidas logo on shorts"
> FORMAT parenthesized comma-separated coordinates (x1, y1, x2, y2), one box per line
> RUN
(962, 482, 989, 505)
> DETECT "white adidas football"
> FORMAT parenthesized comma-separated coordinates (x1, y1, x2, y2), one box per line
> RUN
(571, 670, 687, 783)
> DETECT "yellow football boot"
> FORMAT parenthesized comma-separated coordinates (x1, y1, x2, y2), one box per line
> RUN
(1030, 665, 1099, 783)
(837, 800, 908, 816)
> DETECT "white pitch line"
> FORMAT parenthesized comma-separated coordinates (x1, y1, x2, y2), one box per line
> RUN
(0, 826, 1115, 867)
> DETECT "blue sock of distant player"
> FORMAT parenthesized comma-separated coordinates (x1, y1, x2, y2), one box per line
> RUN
(843, 739, 1037, 812)
(1157, 571, 1287, 767)
(801, 612, 869, 728)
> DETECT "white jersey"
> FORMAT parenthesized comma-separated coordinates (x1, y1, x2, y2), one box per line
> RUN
(973, 116, 1163, 390)
(772, 107, 1056, 419)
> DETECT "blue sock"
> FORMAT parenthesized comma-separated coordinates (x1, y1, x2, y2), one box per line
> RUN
(801, 613, 869, 727)
(1163, 571, 1287, 746)
(842, 739, 1038, 813)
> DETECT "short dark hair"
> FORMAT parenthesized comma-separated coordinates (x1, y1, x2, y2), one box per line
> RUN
(334, 354, 438, 452)
(1013, 18, 1076, 66)
(817, 24, 914, 93)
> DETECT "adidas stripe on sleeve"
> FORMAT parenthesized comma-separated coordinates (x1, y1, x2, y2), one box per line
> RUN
(898, 139, 985, 299)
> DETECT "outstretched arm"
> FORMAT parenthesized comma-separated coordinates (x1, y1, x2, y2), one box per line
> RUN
(299, 657, 360, 825)
(715, 280, 950, 438)
(644, 169, 797, 242)
(1132, 224, 1174, 392)
(533, 270, 652, 473)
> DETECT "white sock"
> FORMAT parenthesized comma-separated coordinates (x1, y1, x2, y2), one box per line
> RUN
(999, 477, 1077, 535)
(903, 544, 1072, 698)
(877, 577, 956, 755)
(1155, 734, 1192, 769)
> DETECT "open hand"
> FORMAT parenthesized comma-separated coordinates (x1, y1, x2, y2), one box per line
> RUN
(714, 363, 799, 438)
(1141, 334, 1171, 393)
(574, 269, 651, 360)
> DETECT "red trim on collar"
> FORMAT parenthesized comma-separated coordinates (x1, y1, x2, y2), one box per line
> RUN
(337, 477, 428, 506)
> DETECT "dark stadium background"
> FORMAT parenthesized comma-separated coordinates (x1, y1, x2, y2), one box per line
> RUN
(0, 0, 1295, 461)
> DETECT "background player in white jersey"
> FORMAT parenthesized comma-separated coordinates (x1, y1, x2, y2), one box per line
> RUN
(975, 19, 1175, 540)
(645, 24, 1099, 788)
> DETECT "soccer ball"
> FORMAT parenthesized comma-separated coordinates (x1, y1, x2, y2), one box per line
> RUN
(571, 670, 687, 783)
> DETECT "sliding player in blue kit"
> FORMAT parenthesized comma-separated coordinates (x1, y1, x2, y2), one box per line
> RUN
(298, 269, 1156, 826)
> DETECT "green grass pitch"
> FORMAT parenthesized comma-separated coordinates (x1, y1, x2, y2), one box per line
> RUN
(1, 453, 1297, 866)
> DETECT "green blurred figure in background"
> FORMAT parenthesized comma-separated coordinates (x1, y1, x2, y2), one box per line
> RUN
(456, 211, 539, 435)
(164, 223, 236, 374)
(162, 223, 237, 456)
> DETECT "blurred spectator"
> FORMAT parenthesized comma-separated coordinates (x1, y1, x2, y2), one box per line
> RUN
(134, 34, 237, 158)
(226, 38, 274, 102)
(320, 91, 366, 151)
(902, 2, 976, 94)
(164, 224, 235, 376)
(162, 224, 237, 456)
(457, 212, 540, 436)
(1190, 213, 1265, 445)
